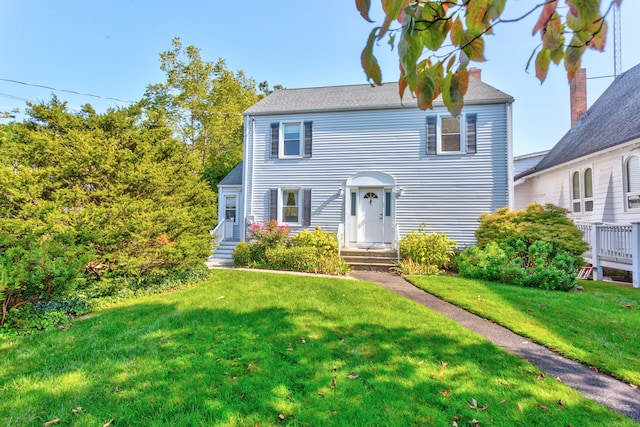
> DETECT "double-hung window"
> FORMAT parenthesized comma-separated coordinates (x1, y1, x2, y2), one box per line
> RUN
(572, 171, 581, 213)
(268, 188, 312, 226)
(625, 155, 640, 209)
(282, 123, 302, 157)
(426, 113, 477, 155)
(270, 121, 313, 159)
(571, 167, 594, 213)
(282, 190, 300, 223)
(440, 116, 462, 153)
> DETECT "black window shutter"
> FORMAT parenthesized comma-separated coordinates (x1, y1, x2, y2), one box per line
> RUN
(466, 113, 477, 154)
(303, 121, 313, 158)
(270, 123, 279, 158)
(426, 115, 437, 155)
(302, 189, 312, 226)
(268, 189, 278, 221)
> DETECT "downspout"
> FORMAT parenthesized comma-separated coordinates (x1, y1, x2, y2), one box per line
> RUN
(241, 115, 252, 242)
(506, 101, 514, 209)
(250, 116, 256, 224)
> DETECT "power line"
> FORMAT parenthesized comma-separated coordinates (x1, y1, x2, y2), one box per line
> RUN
(0, 78, 135, 103)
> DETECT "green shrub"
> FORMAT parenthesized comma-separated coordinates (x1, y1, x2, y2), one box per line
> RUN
(291, 227, 338, 256)
(393, 259, 442, 276)
(265, 246, 319, 271)
(247, 220, 290, 259)
(458, 241, 578, 291)
(232, 242, 253, 267)
(399, 225, 456, 274)
(476, 203, 587, 267)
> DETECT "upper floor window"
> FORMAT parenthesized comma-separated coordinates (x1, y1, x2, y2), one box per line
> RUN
(270, 121, 312, 159)
(626, 155, 640, 209)
(426, 113, 477, 155)
(282, 123, 301, 157)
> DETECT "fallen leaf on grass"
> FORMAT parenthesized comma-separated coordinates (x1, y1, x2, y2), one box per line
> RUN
(115, 385, 120, 392)
(537, 374, 545, 380)
(300, 337, 306, 344)
(441, 361, 448, 367)
(44, 419, 60, 427)
(467, 398, 489, 411)
(278, 413, 285, 420)
(72, 407, 82, 413)
(318, 392, 325, 397)
(329, 377, 337, 389)
(103, 419, 114, 427)
(499, 399, 507, 404)
(440, 390, 451, 397)
(417, 360, 424, 365)
(517, 402, 523, 412)
(347, 374, 359, 380)
(558, 399, 565, 407)
(538, 404, 549, 410)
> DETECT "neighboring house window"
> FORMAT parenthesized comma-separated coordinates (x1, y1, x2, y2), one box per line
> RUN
(270, 121, 312, 159)
(426, 113, 477, 155)
(225, 196, 237, 223)
(583, 168, 593, 212)
(571, 171, 581, 213)
(268, 188, 312, 226)
(626, 155, 640, 209)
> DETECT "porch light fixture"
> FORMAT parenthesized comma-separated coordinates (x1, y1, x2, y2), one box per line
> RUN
(397, 187, 404, 196)
(338, 187, 344, 196)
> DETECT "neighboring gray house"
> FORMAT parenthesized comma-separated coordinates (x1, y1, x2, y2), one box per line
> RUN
(514, 64, 640, 286)
(215, 70, 514, 252)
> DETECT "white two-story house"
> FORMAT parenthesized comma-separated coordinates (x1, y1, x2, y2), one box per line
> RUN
(216, 69, 514, 253)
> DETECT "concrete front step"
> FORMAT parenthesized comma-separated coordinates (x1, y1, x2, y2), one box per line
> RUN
(341, 248, 397, 272)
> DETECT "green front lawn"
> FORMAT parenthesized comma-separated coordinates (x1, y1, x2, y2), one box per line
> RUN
(407, 275, 640, 386)
(1, 269, 634, 426)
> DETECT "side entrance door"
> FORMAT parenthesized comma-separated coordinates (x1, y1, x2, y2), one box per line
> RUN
(357, 188, 384, 245)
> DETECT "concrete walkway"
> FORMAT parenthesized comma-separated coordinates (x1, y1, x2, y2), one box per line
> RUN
(350, 270, 640, 423)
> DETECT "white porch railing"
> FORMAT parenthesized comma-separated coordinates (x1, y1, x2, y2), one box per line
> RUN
(575, 221, 640, 288)
(337, 223, 344, 257)
(394, 223, 401, 261)
(210, 219, 228, 243)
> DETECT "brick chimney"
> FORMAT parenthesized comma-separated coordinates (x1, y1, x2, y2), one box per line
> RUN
(570, 68, 587, 127)
(469, 67, 482, 81)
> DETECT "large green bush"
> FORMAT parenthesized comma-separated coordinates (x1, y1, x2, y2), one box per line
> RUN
(398, 225, 456, 274)
(458, 204, 585, 291)
(475, 204, 587, 267)
(0, 99, 217, 328)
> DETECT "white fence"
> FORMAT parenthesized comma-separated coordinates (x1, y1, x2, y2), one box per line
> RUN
(575, 221, 640, 288)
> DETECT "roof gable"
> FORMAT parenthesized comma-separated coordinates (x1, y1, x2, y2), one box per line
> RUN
(244, 78, 513, 115)
(218, 161, 243, 186)
(520, 63, 640, 178)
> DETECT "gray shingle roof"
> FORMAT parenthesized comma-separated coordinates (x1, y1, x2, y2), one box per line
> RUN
(517, 63, 640, 180)
(244, 78, 513, 115)
(218, 161, 243, 186)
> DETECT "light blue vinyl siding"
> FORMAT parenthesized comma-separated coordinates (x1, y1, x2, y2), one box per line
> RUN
(244, 103, 510, 247)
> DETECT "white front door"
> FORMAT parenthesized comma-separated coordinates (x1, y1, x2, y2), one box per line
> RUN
(357, 188, 384, 245)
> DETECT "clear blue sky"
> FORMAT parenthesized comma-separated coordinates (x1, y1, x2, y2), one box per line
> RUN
(1, 1, 638, 156)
